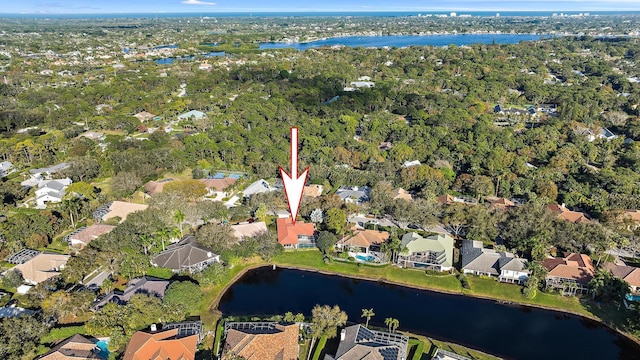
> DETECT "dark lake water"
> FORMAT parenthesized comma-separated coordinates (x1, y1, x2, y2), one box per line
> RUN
(258, 34, 544, 50)
(217, 267, 640, 360)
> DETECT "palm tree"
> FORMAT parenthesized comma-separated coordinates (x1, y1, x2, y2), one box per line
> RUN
(155, 228, 170, 251)
(174, 210, 186, 236)
(308, 305, 348, 360)
(140, 234, 154, 255)
(361, 308, 375, 328)
(384, 317, 399, 333)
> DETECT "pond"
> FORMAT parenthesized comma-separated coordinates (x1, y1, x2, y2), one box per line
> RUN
(217, 267, 640, 360)
(258, 34, 544, 50)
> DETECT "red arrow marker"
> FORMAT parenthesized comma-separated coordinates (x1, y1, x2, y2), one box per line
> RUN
(279, 127, 309, 224)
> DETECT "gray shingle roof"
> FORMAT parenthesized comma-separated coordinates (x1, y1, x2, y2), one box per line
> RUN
(461, 240, 526, 275)
(152, 236, 218, 271)
(335, 325, 407, 360)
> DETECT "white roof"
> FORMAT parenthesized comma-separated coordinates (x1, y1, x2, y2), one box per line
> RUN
(243, 179, 276, 197)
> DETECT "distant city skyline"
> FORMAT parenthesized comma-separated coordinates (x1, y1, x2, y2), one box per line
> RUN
(3, 0, 640, 14)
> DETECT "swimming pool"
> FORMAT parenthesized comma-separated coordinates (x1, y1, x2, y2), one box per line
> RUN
(356, 254, 375, 262)
(95, 340, 109, 359)
(625, 293, 640, 302)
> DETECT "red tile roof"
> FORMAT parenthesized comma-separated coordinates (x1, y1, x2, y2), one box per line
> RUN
(224, 324, 298, 360)
(547, 204, 591, 224)
(199, 178, 236, 192)
(123, 329, 197, 360)
(542, 253, 595, 285)
(276, 218, 315, 245)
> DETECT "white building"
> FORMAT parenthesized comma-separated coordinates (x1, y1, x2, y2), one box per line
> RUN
(35, 178, 72, 208)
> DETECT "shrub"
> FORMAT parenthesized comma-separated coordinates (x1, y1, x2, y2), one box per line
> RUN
(457, 274, 471, 289)
(2, 269, 23, 288)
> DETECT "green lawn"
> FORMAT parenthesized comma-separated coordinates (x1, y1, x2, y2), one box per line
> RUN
(41, 325, 87, 344)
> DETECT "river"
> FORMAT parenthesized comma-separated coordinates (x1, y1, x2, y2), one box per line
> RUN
(258, 34, 544, 50)
(217, 267, 640, 360)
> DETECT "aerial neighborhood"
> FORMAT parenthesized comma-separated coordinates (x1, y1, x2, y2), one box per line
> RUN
(1, 8, 640, 360)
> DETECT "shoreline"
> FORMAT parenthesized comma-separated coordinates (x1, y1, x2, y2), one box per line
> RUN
(208, 261, 640, 350)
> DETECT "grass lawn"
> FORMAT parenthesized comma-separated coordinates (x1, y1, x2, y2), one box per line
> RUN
(41, 325, 88, 344)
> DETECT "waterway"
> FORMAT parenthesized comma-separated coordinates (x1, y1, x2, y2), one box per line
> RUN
(217, 267, 640, 360)
(258, 34, 544, 50)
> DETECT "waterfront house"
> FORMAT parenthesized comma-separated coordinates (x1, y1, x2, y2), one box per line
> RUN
(330, 324, 408, 360)
(123, 328, 197, 360)
(276, 218, 316, 249)
(397, 233, 454, 272)
(38, 334, 101, 359)
(542, 253, 595, 294)
(13, 252, 70, 285)
(336, 229, 389, 260)
(604, 263, 640, 294)
(461, 240, 528, 283)
(224, 322, 298, 360)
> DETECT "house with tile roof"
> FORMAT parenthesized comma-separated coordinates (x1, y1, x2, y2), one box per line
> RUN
(123, 328, 198, 360)
(133, 111, 156, 122)
(38, 334, 101, 359)
(66, 224, 115, 248)
(397, 233, 454, 272)
(94, 201, 149, 223)
(461, 240, 528, 284)
(143, 179, 174, 195)
(13, 252, 70, 285)
(336, 229, 389, 257)
(547, 204, 591, 224)
(484, 196, 516, 210)
(93, 277, 169, 309)
(331, 324, 408, 360)
(604, 263, 640, 293)
(391, 188, 412, 201)
(199, 177, 237, 200)
(223, 322, 299, 360)
(152, 235, 219, 273)
(231, 222, 268, 240)
(542, 253, 595, 293)
(303, 184, 323, 198)
(276, 218, 316, 249)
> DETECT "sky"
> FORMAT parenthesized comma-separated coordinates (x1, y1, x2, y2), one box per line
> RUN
(3, 0, 640, 14)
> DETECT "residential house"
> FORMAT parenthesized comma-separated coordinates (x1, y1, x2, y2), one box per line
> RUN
(152, 235, 219, 273)
(28, 162, 69, 181)
(547, 204, 591, 224)
(461, 240, 528, 284)
(484, 196, 515, 210)
(6, 248, 40, 264)
(198, 61, 212, 71)
(177, 110, 207, 121)
(276, 218, 316, 249)
(223, 322, 298, 360)
(330, 324, 408, 360)
(378, 142, 393, 151)
(303, 184, 323, 198)
(402, 160, 421, 168)
(94, 277, 169, 309)
(94, 201, 149, 223)
(38, 334, 101, 359)
(13, 252, 70, 285)
(35, 178, 72, 208)
(65, 224, 115, 248)
(336, 186, 371, 205)
(0, 161, 13, 176)
(391, 188, 412, 201)
(336, 230, 389, 258)
(143, 178, 174, 195)
(79, 131, 105, 142)
(199, 177, 237, 200)
(133, 111, 156, 122)
(242, 179, 276, 198)
(162, 321, 204, 343)
(123, 328, 198, 360)
(437, 194, 476, 206)
(231, 222, 268, 240)
(344, 81, 375, 91)
(397, 233, 454, 272)
(604, 263, 640, 294)
(0, 304, 35, 319)
(542, 253, 595, 293)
